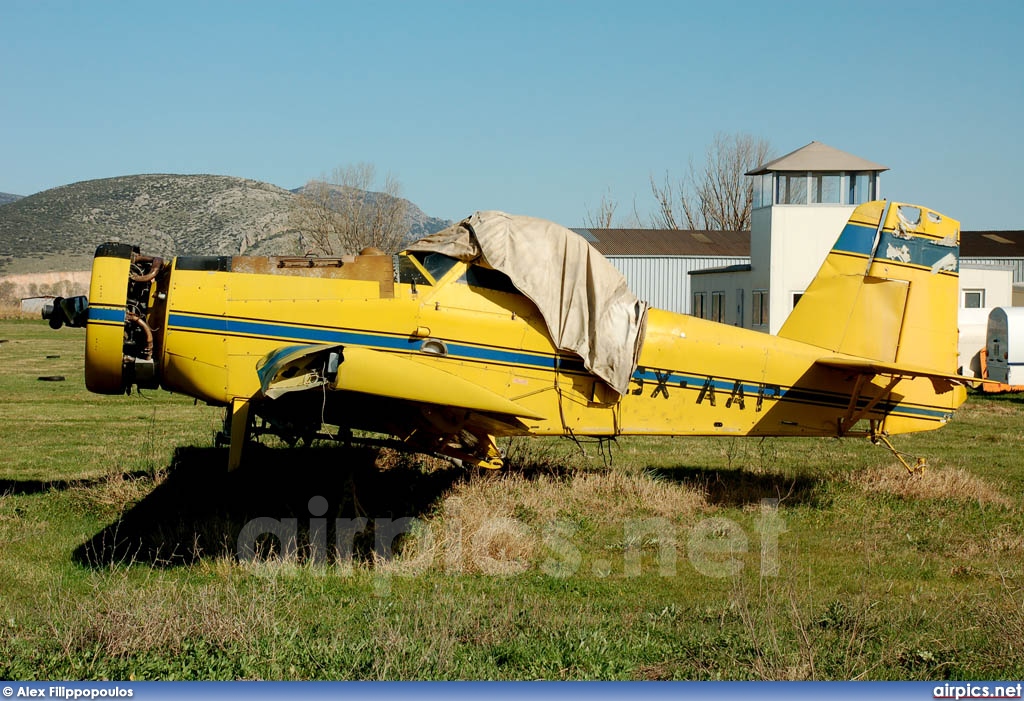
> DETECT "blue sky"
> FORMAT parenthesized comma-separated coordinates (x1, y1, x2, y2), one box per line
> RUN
(1, 0, 1021, 229)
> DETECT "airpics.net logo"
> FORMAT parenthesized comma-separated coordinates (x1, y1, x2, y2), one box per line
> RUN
(234, 496, 786, 578)
(933, 684, 1023, 699)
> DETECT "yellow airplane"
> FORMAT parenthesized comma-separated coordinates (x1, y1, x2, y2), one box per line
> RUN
(45, 200, 969, 472)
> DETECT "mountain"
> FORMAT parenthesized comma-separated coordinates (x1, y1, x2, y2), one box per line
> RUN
(0, 175, 452, 274)
(289, 183, 451, 243)
(0, 193, 23, 206)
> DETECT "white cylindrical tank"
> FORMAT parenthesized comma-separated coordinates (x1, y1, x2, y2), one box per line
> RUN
(986, 307, 1024, 384)
(959, 308, 991, 377)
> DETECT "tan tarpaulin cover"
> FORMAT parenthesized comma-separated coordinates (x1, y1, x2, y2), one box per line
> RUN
(406, 211, 648, 395)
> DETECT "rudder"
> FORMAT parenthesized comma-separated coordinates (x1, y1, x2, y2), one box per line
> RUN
(778, 200, 960, 373)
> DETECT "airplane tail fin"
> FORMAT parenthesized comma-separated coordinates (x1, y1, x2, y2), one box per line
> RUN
(778, 200, 960, 373)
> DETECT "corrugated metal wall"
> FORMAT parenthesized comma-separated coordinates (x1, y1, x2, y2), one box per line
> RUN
(606, 256, 750, 314)
(607, 255, 1024, 316)
(962, 258, 1024, 283)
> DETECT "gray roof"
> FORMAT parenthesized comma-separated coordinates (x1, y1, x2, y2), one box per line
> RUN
(746, 141, 888, 175)
(961, 230, 1024, 258)
(575, 227, 1024, 260)
(579, 228, 750, 257)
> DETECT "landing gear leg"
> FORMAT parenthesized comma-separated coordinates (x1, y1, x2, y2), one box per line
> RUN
(872, 432, 927, 475)
(474, 435, 505, 470)
(227, 397, 251, 472)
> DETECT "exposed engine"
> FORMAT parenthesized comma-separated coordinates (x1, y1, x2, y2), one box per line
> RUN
(42, 249, 166, 394)
(121, 254, 165, 389)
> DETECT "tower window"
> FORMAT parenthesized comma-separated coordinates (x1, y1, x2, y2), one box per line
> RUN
(848, 172, 875, 204)
(812, 173, 841, 203)
(777, 173, 807, 204)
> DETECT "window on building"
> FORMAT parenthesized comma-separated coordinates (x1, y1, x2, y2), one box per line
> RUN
(777, 172, 808, 205)
(752, 290, 768, 326)
(692, 292, 707, 318)
(963, 289, 986, 308)
(711, 291, 726, 323)
(753, 173, 773, 209)
(848, 172, 875, 204)
(735, 288, 745, 327)
(812, 173, 841, 203)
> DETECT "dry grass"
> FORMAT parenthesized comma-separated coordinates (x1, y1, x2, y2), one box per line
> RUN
(986, 522, 1024, 554)
(47, 567, 276, 660)
(848, 465, 1013, 508)
(388, 469, 708, 575)
(66, 470, 165, 521)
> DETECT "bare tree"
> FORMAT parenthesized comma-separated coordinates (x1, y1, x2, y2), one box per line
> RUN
(584, 187, 619, 228)
(290, 163, 409, 255)
(650, 132, 772, 231)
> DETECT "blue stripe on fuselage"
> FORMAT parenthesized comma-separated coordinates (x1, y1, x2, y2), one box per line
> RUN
(168, 312, 949, 421)
(87, 306, 126, 323)
(632, 367, 947, 419)
(167, 312, 572, 371)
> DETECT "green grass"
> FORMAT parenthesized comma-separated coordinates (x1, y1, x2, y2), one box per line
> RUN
(0, 318, 1022, 679)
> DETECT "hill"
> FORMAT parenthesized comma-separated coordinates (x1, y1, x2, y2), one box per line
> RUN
(0, 192, 23, 206)
(0, 175, 451, 274)
(289, 182, 450, 247)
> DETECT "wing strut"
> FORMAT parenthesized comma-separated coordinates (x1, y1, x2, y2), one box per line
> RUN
(837, 373, 903, 436)
(833, 367, 929, 474)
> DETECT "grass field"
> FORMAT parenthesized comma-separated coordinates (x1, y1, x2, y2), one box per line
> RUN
(0, 318, 1022, 680)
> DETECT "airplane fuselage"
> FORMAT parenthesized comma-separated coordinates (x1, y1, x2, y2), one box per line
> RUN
(84, 248, 961, 444)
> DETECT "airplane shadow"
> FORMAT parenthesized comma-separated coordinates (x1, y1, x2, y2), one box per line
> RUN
(0, 471, 153, 497)
(72, 443, 825, 568)
(645, 465, 823, 507)
(73, 444, 468, 569)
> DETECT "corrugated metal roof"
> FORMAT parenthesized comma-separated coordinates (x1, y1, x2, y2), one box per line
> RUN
(961, 230, 1024, 258)
(584, 228, 1024, 263)
(746, 141, 888, 175)
(586, 228, 749, 256)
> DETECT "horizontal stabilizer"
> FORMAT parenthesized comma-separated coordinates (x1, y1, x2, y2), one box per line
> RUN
(815, 357, 996, 385)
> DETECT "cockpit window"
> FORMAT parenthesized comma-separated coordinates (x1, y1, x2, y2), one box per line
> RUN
(397, 251, 520, 295)
(395, 255, 431, 286)
(461, 265, 520, 295)
(399, 252, 459, 285)
(420, 253, 459, 282)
